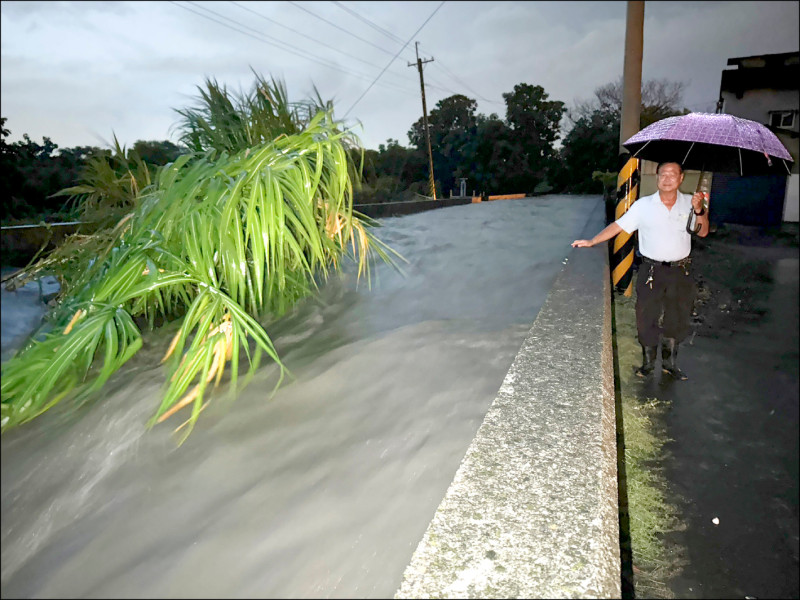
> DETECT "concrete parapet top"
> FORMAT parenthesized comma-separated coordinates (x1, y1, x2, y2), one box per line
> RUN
(395, 199, 619, 598)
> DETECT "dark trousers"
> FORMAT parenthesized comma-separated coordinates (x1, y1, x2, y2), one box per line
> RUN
(635, 262, 696, 347)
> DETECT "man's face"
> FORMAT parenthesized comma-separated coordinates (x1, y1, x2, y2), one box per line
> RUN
(657, 163, 684, 193)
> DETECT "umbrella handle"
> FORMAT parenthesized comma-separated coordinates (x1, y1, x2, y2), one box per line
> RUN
(687, 170, 711, 236)
(686, 211, 702, 236)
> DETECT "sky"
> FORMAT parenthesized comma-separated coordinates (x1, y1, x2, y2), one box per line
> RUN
(1, 1, 798, 152)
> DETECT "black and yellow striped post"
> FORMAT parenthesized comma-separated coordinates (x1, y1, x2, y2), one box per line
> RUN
(611, 154, 640, 296)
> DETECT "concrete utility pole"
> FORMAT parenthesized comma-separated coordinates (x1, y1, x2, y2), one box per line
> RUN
(409, 42, 437, 200)
(612, 0, 644, 297)
(619, 0, 644, 155)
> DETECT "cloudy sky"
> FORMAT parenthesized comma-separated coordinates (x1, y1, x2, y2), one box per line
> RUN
(1, 1, 798, 152)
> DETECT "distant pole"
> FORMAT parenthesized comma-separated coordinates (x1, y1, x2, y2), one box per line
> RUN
(409, 42, 437, 200)
(613, 0, 644, 297)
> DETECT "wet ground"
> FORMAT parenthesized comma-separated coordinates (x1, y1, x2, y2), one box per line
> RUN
(626, 223, 799, 599)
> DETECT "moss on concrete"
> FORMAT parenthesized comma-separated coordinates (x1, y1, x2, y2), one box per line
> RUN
(613, 292, 683, 599)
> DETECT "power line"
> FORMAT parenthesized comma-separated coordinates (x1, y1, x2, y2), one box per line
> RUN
(169, 1, 417, 98)
(330, 0, 407, 48)
(419, 78, 466, 97)
(432, 59, 497, 104)
(418, 43, 502, 105)
(327, 0, 443, 92)
(174, 1, 352, 76)
(227, 0, 413, 88)
(289, 1, 450, 97)
(328, 0, 464, 97)
(287, 0, 400, 58)
(185, 0, 363, 77)
(343, 1, 446, 118)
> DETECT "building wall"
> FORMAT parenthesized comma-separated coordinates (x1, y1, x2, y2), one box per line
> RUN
(718, 52, 799, 221)
(719, 88, 799, 174)
(720, 89, 799, 127)
(718, 87, 799, 222)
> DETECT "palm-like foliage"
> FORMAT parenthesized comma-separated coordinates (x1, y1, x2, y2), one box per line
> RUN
(52, 134, 155, 229)
(4, 137, 159, 297)
(1, 75, 399, 442)
(174, 70, 330, 155)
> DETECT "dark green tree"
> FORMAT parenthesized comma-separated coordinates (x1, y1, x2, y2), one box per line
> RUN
(0, 117, 190, 224)
(406, 86, 565, 196)
(552, 110, 620, 194)
(408, 94, 479, 195)
(502, 83, 565, 191)
(554, 78, 689, 194)
(352, 139, 427, 204)
(469, 114, 517, 194)
(132, 140, 185, 166)
(0, 121, 94, 222)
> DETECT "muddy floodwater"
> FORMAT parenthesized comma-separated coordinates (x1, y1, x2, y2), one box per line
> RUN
(1, 196, 603, 598)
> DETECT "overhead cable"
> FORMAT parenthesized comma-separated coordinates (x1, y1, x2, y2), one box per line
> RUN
(418, 43, 503, 105)
(185, 0, 362, 76)
(330, 0, 408, 47)
(287, 0, 400, 58)
(432, 60, 496, 103)
(175, 1, 351, 76)
(343, 1, 446, 118)
(169, 1, 416, 98)
(228, 0, 413, 87)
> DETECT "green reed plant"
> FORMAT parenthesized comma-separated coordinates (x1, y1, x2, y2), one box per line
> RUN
(174, 70, 327, 155)
(2, 76, 399, 442)
(53, 134, 155, 229)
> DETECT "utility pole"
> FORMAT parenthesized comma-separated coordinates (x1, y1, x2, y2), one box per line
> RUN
(612, 0, 644, 297)
(409, 42, 437, 200)
(619, 1, 644, 154)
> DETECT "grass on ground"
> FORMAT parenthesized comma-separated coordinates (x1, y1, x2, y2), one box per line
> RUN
(613, 292, 683, 599)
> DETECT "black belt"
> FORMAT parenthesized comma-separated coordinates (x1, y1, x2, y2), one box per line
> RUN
(641, 256, 691, 268)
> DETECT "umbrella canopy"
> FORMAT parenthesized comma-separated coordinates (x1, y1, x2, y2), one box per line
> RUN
(623, 112, 793, 176)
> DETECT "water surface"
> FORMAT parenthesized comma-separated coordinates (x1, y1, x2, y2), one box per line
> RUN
(1, 196, 602, 598)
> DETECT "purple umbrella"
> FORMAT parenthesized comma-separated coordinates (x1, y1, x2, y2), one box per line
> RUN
(623, 112, 794, 233)
(623, 112, 793, 176)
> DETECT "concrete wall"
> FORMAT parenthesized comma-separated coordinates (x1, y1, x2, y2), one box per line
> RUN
(354, 197, 472, 219)
(0, 222, 83, 267)
(395, 199, 620, 598)
(355, 195, 529, 219)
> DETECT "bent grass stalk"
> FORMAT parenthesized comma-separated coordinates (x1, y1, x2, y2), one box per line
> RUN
(1, 106, 402, 443)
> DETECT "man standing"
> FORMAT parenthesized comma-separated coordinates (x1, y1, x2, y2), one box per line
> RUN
(572, 162, 709, 379)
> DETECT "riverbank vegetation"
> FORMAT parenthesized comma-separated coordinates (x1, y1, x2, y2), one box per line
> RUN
(1, 77, 688, 226)
(1, 73, 399, 441)
(0, 73, 688, 438)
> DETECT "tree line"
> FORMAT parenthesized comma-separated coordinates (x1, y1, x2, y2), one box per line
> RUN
(356, 78, 687, 203)
(1, 119, 184, 223)
(1, 77, 687, 224)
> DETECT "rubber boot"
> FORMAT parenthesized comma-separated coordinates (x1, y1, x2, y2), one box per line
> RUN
(662, 338, 688, 380)
(635, 345, 658, 378)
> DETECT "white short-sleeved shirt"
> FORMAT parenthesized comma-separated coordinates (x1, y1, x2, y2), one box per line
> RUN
(615, 191, 693, 262)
